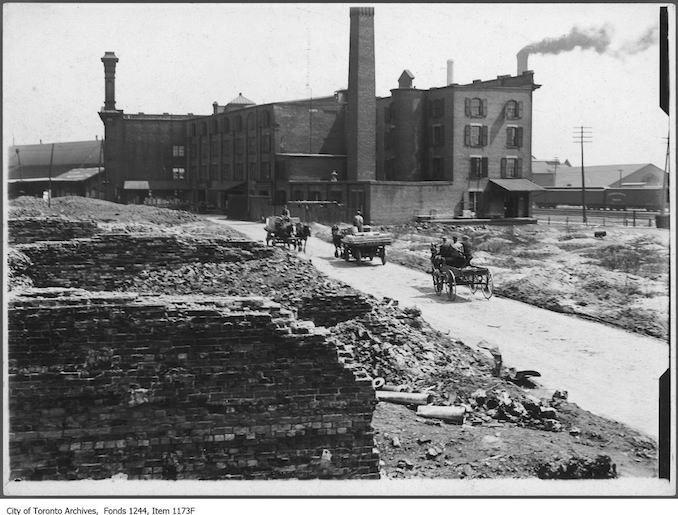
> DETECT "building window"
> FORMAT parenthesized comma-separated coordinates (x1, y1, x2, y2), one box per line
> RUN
(350, 189, 365, 211)
(200, 139, 209, 162)
(210, 137, 219, 162)
(309, 191, 322, 201)
(504, 100, 521, 119)
(222, 117, 230, 133)
(248, 162, 256, 179)
(172, 167, 186, 180)
(261, 134, 271, 153)
(212, 119, 218, 132)
(191, 124, 197, 137)
(248, 137, 256, 154)
(172, 145, 185, 157)
(234, 163, 244, 180)
(261, 162, 271, 181)
(235, 116, 243, 132)
(431, 98, 444, 118)
(235, 138, 244, 155)
(260, 111, 271, 128)
(432, 157, 444, 179)
(209, 164, 218, 180)
(384, 105, 392, 124)
(469, 192, 481, 212)
(432, 125, 444, 147)
(201, 122, 208, 136)
(470, 157, 488, 178)
(190, 143, 198, 160)
(465, 124, 488, 147)
(501, 157, 523, 178)
(222, 137, 231, 157)
(200, 164, 207, 179)
(465, 97, 486, 118)
(506, 126, 523, 148)
(222, 163, 231, 181)
(293, 190, 304, 201)
(247, 113, 255, 130)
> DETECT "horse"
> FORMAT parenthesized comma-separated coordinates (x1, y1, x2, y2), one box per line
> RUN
(331, 225, 344, 257)
(295, 223, 312, 252)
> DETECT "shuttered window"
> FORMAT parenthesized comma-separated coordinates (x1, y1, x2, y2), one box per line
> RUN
(470, 157, 488, 178)
(465, 97, 487, 118)
(504, 100, 522, 119)
(506, 126, 523, 148)
(501, 157, 523, 178)
(465, 125, 488, 147)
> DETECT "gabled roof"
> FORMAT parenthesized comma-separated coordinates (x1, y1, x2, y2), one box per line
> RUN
(399, 70, 414, 80)
(227, 93, 255, 106)
(553, 163, 660, 188)
(8, 140, 103, 180)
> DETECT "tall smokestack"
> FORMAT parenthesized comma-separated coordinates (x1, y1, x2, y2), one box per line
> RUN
(446, 59, 454, 85)
(101, 51, 119, 111)
(347, 6, 376, 182)
(517, 52, 528, 75)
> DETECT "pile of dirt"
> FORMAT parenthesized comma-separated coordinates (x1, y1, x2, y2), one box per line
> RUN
(9, 196, 201, 226)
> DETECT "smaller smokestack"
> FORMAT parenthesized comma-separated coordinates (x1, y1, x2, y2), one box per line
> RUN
(101, 51, 119, 111)
(446, 59, 454, 85)
(517, 52, 528, 75)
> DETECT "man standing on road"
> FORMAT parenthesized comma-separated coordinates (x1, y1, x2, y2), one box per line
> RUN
(352, 210, 364, 232)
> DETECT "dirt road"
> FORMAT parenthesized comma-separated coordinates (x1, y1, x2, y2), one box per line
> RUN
(216, 219, 668, 439)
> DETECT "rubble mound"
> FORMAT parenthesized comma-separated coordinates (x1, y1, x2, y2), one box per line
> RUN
(9, 196, 201, 226)
(535, 454, 618, 479)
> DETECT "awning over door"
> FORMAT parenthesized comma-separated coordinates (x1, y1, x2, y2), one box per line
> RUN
(489, 178, 544, 192)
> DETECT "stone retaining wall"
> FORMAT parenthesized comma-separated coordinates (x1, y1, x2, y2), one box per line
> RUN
(15, 233, 274, 290)
(9, 217, 100, 244)
(8, 289, 379, 480)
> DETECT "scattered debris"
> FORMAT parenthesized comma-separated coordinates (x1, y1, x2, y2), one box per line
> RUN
(535, 454, 618, 479)
(416, 405, 465, 424)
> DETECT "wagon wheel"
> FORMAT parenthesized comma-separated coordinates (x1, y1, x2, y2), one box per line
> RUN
(482, 270, 494, 299)
(446, 270, 457, 301)
(381, 247, 387, 265)
(266, 233, 272, 246)
(354, 248, 362, 263)
(432, 270, 443, 296)
(334, 247, 339, 258)
(343, 247, 350, 261)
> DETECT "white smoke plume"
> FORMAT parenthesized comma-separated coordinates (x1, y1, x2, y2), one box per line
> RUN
(617, 25, 659, 55)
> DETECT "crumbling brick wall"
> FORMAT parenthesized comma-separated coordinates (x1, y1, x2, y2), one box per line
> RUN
(297, 293, 373, 326)
(9, 217, 100, 244)
(8, 289, 379, 480)
(15, 233, 274, 290)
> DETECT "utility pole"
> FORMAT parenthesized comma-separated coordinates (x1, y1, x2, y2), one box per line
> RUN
(573, 126, 592, 223)
(97, 138, 104, 199)
(47, 142, 55, 207)
(659, 130, 670, 214)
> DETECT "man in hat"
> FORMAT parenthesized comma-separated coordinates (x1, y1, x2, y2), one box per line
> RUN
(352, 210, 364, 232)
(461, 235, 474, 266)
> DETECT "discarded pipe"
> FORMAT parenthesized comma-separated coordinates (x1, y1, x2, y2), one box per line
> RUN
(375, 391, 432, 406)
(416, 405, 465, 424)
(371, 377, 386, 390)
(380, 384, 407, 392)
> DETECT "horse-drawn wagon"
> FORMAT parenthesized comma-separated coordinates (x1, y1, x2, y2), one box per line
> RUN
(331, 225, 392, 265)
(264, 216, 311, 251)
(432, 261, 493, 300)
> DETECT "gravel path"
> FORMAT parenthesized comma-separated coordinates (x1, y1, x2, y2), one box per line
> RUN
(214, 218, 668, 439)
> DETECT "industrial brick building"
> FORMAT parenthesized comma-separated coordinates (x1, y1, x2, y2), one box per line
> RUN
(97, 6, 543, 223)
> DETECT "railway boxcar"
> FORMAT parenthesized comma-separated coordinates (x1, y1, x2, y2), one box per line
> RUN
(532, 187, 605, 209)
(604, 187, 664, 211)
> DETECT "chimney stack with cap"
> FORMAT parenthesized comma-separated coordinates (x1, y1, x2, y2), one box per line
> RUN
(446, 59, 454, 85)
(346, 6, 376, 181)
(517, 53, 528, 75)
(101, 52, 119, 111)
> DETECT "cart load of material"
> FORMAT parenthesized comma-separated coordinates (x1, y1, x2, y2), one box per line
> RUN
(341, 232, 393, 246)
(265, 216, 301, 232)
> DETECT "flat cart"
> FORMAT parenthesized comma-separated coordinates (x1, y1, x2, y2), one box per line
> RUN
(340, 232, 392, 265)
(264, 216, 302, 249)
(432, 263, 493, 300)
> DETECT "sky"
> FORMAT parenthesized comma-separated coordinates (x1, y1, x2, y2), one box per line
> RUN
(2, 2, 674, 168)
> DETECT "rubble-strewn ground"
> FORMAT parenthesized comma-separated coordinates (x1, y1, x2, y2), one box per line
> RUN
(7, 197, 659, 478)
(315, 222, 670, 341)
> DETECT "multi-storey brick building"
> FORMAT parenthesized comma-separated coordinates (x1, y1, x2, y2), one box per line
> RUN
(98, 6, 543, 223)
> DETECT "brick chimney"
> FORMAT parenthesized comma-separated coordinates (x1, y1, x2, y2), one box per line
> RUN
(517, 52, 528, 75)
(101, 52, 119, 111)
(446, 59, 454, 85)
(346, 6, 376, 181)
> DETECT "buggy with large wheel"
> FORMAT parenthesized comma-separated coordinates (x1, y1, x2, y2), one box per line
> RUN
(431, 254, 493, 300)
(335, 229, 392, 265)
